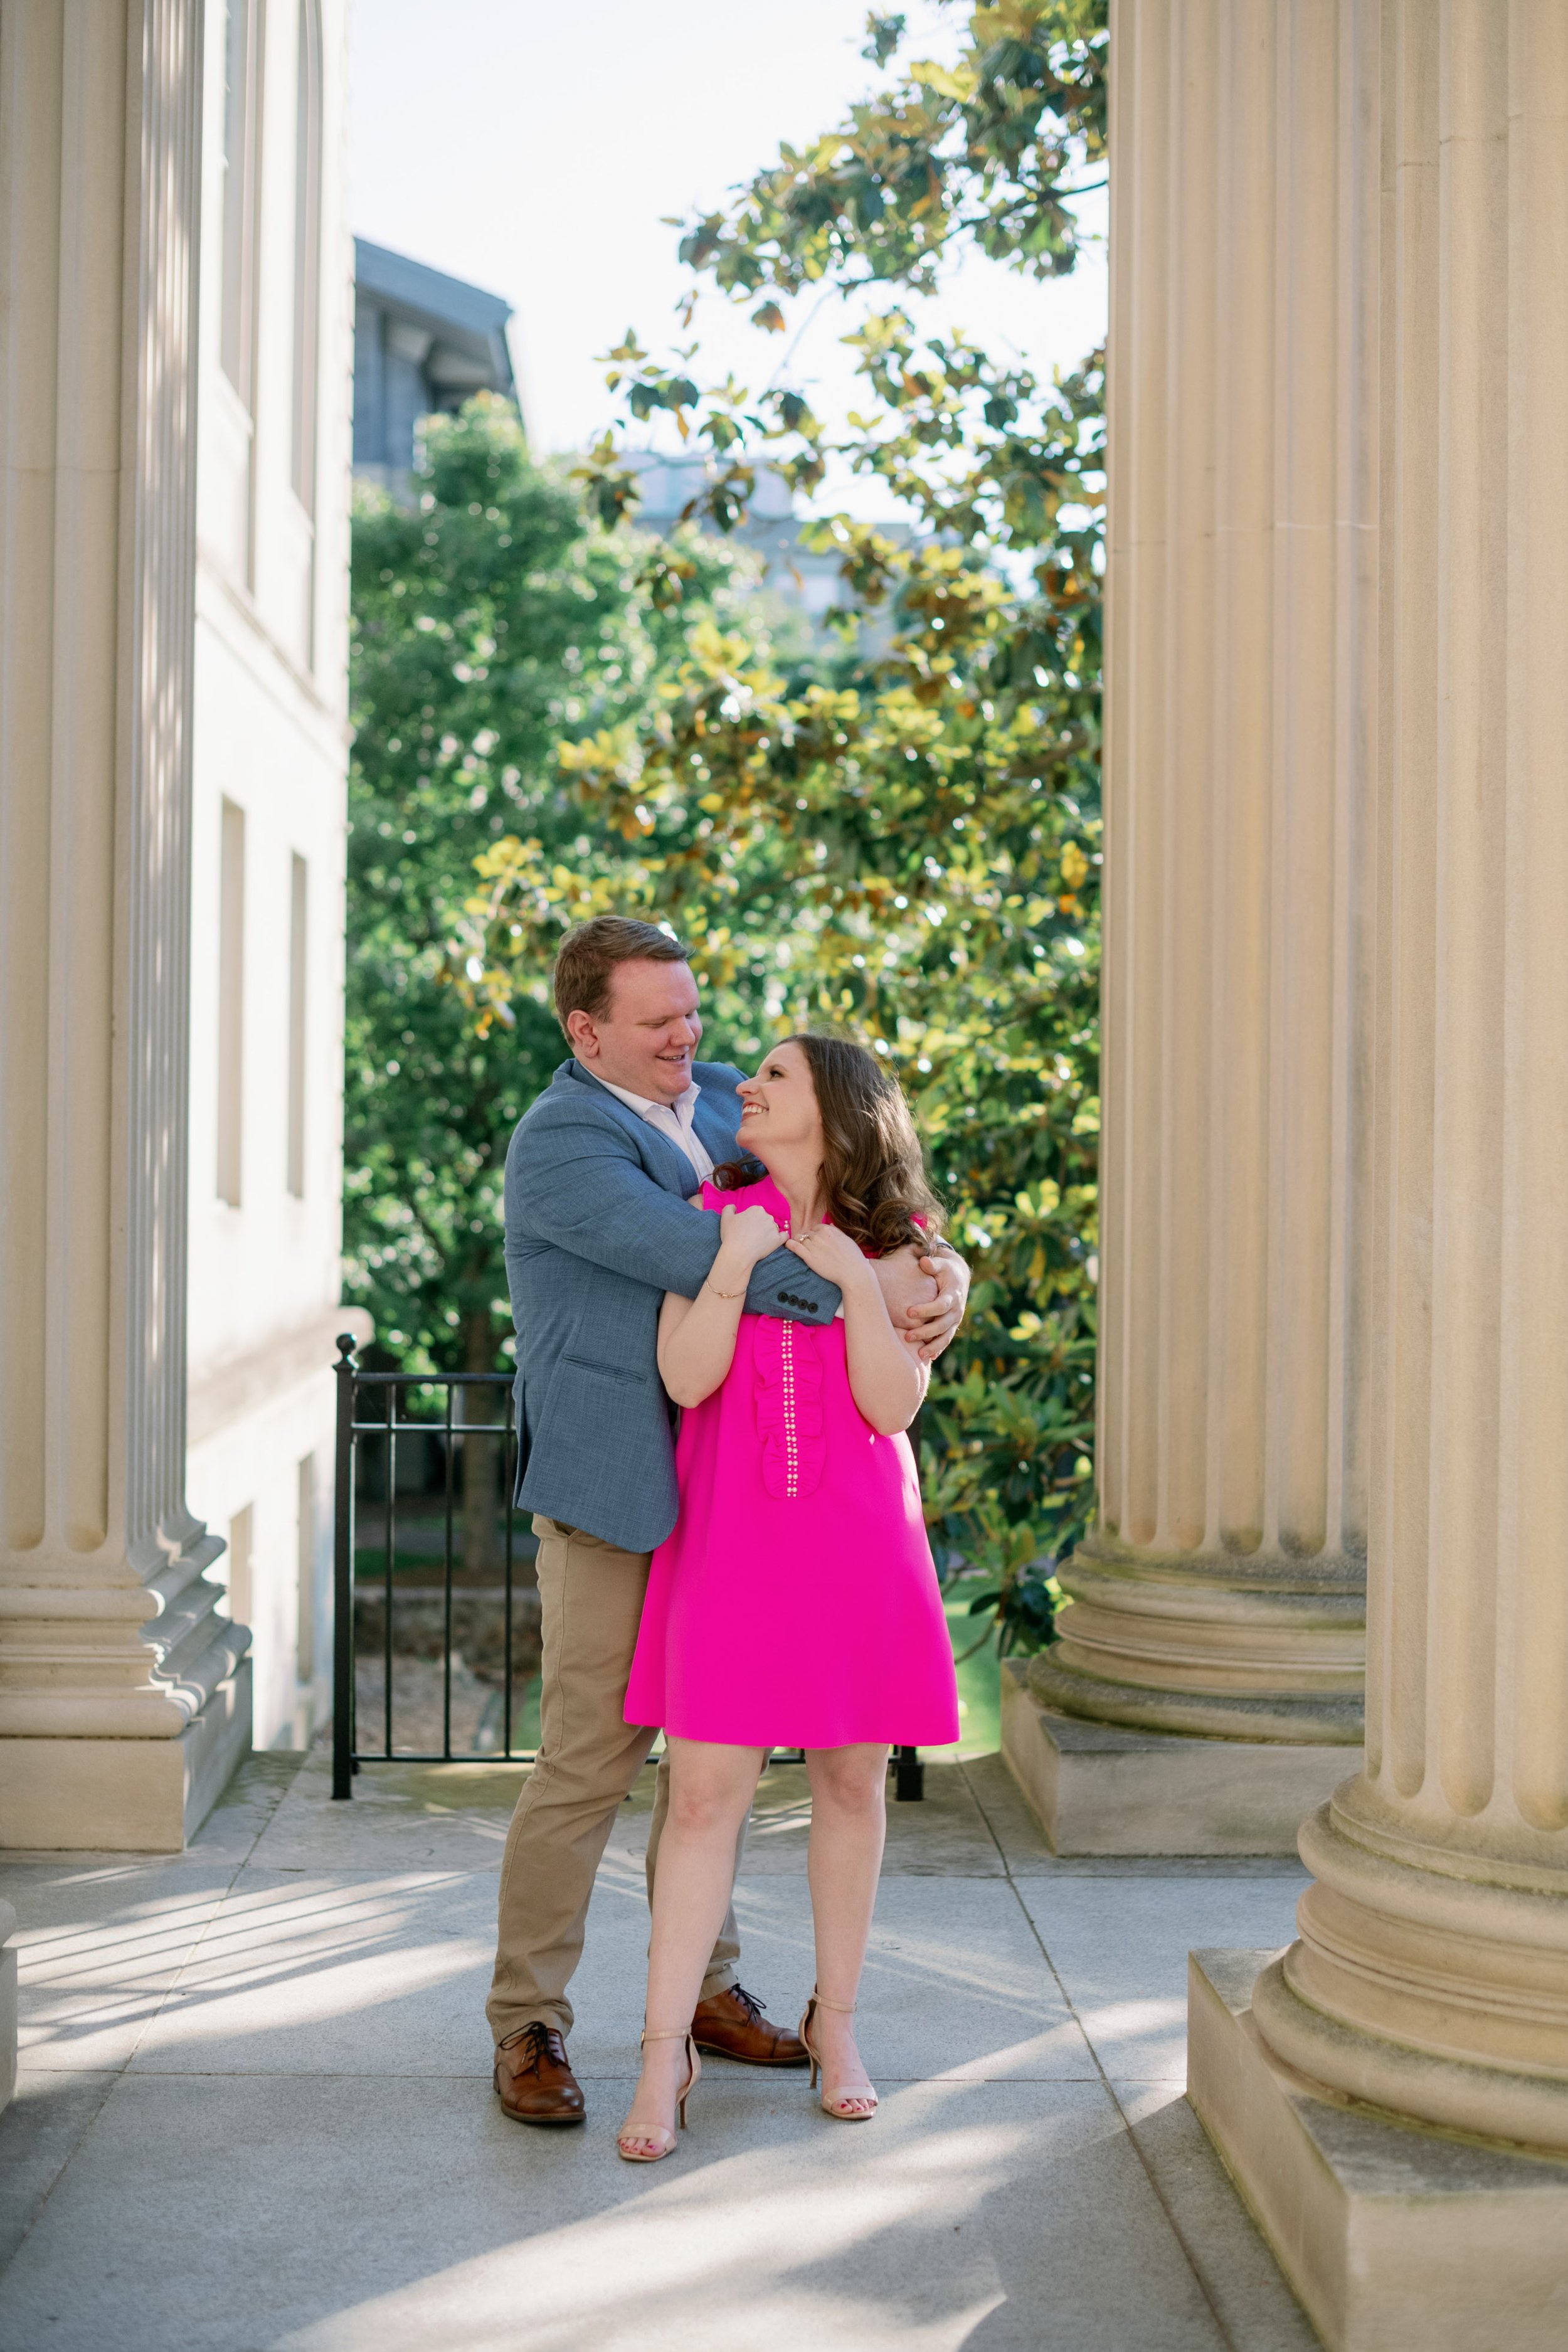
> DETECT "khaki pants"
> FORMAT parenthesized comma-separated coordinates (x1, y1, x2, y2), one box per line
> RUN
(486, 1514, 745, 2044)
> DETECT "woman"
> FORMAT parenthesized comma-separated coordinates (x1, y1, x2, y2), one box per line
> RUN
(617, 1032, 960, 2161)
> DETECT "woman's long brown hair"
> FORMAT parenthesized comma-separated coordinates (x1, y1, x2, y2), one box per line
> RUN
(715, 1031, 943, 1255)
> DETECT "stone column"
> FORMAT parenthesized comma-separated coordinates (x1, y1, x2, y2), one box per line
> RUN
(1189, 10, 1568, 2344)
(1251, 0, 1568, 2151)
(0, 1, 249, 1850)
(1005, 0, 1377, 1851)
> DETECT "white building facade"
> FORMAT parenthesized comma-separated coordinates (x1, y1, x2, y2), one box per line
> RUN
(184, 0, 358, 1756)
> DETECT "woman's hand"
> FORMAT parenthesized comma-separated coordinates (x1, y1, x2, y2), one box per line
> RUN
(716, 1202, 784, 1268)
(663, 1203, 784, 1407)
(790, 1222, 923, 1432)
(784, 1221, 874, 1290)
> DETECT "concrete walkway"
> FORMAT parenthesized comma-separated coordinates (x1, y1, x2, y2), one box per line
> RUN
(0, 1745, 1320, 2351)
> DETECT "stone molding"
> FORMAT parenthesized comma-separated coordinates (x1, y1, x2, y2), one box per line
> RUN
(1036, 1535, 1366, 1743)
(188, 1305, 373, 1448)
(1258, 1798, 1568, 2148)
(1028, 1658, 1364, 1749)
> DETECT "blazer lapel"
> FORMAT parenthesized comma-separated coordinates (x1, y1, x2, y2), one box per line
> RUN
(556, 1059, 694, 1194)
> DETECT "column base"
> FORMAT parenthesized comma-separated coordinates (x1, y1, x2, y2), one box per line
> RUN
(1188, 1947, 1568, 2352)
(1044, 1537, 1366, 1741)
(0, 1658, 250, 1851)
(1028, 1648, 1364, 1745)
(1002, 1660, 1361, 1853)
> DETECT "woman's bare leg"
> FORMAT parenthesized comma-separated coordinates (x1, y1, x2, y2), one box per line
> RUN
(802, 1742, 889, 2107)
(620, 1737, 765, 2154)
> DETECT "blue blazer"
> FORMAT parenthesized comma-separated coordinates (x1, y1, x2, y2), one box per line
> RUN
(503, 1057, 842, 1550)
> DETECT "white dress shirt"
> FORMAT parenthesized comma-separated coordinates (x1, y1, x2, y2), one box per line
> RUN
(588, 1071, 716, 1182)
(587, 1067, 845, 1315)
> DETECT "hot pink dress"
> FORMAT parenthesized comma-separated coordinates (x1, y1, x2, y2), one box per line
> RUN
(624, 1175, 961, 1749)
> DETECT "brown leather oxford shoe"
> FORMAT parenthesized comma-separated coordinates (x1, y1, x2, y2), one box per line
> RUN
(494, 2021, 586, 2125)
(692, 1984, 808, 2066)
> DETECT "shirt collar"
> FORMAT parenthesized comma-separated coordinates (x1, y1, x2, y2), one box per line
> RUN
(585, 1068, 701, 1123)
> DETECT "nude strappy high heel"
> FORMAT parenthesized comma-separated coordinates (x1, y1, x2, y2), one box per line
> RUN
(798, 1992, 878, 2121)
(615, 2029, 701, 2163)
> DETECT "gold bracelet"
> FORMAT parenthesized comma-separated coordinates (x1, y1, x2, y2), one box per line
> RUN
(702, 1276, 747, 1300)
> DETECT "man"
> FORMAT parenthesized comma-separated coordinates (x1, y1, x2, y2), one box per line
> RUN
(487, 915, 969, 2124)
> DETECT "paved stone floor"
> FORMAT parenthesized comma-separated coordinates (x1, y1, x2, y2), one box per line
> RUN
(0, 1745, 1321, 2351)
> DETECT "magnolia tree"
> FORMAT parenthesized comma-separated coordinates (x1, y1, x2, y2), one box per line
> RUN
(449, 0, 1110, 1650)
(346, 401, 762, 1564)
(347, 399, 750, 1379)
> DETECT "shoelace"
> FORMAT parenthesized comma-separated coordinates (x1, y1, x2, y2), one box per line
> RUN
(501, 2021, 563, 2070)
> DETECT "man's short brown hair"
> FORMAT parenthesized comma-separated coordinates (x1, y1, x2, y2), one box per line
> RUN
(551, 916, 692, 1031)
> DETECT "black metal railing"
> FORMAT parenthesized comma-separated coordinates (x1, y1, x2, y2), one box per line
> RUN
(332, 1332, 925, 1801)
(332, 1335, 537, 1797)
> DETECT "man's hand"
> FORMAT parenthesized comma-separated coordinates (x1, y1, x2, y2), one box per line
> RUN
(872, 1244, 970, 1364)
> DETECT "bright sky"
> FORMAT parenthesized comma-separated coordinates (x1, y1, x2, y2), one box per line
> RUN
(348, 1, 1106, 516)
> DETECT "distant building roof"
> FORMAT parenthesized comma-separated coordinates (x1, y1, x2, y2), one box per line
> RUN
(352, 237, 519, 491)
(624, 452, 911, 638)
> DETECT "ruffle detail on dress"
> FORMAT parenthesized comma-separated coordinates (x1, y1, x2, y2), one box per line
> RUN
(753, 1316, 825, 1501)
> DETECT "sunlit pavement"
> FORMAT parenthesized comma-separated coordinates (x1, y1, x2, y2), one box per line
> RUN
(0, 1745, 1319, 2350)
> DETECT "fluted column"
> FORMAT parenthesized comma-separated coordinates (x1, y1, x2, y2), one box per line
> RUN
(0, 2, 248, 1848)
(1252, 0, 1568, 2152)
(1032, 0, 1377, 1749)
